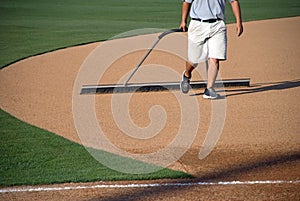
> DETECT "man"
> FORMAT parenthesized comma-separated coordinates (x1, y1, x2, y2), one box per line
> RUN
(180, 0, 243, 99)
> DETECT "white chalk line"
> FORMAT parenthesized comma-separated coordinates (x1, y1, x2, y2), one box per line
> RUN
(1, 180, 299, 193)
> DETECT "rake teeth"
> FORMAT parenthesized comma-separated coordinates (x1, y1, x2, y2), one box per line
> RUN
(80, 78, 250, 94)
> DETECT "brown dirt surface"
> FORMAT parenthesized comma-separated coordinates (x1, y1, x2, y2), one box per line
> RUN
(1, 17, 300, 200)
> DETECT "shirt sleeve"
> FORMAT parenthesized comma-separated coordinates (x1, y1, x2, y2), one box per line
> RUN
(183, 0, 193, 3)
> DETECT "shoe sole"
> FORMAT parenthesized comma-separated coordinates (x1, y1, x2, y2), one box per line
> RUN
(203, 94, 218, 99)
(181, 88, 189, 94)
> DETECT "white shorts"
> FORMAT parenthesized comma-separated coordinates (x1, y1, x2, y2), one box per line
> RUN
(188, 19, 227, 64)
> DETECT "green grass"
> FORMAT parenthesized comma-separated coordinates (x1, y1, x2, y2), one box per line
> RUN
(1, 0, 299, 68)
(0, 0, 299, 187)
(0, 0, 182, 68)
(236, 0, 300, 22)
(0, 109, 191, 186)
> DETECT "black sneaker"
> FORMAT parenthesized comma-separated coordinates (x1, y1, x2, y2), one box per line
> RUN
(180, 72, 191, 94)
(203, 87, 219, 99)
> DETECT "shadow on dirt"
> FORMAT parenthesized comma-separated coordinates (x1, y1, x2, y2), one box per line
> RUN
(88, 151, 300, 201)
(191, 79, 300, 97)
(224, 79, 300, 98)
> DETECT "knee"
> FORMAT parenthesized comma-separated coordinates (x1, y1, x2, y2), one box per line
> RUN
(210, 58, 220, 70)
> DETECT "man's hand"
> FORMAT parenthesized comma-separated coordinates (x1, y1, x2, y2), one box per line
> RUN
(179, 2, 191, 32)
(179, 22, 188, 32)
(236, 22, 243, 37)
(231, 0, 243, 37)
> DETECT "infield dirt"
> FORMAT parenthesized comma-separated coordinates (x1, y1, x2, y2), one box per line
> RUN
(0, 17, 299, 200)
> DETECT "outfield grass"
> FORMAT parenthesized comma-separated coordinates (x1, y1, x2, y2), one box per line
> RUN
(1, 0, 299, 68)
(0, 0, 299, 187)
(0, 0, 181, 68)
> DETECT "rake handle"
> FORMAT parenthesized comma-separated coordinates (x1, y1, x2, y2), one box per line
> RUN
(124, 29, 184, 86)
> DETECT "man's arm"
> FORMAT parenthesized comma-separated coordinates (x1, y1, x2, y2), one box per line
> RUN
(230, 0, 243, 37)
(179, 1, 191, 32)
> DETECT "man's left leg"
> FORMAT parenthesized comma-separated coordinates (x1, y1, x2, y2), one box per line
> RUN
(207, 58, 219, 89)
(203, 58, 220, 99)
(204, 20, 226, 99)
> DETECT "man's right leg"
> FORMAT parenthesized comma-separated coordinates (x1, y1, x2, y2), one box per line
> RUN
(184, 61, 195, 78)
(180, 61, 195, 94)
(182, 20, 209, 94)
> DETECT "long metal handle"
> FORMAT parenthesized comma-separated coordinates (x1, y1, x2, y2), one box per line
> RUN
(124, 29, 183, 86)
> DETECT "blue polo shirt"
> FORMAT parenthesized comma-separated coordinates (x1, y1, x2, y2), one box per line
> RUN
(184, 0, 235, 20)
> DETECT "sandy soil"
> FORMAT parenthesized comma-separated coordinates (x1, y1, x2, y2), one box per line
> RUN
(0, 17, 300, 200)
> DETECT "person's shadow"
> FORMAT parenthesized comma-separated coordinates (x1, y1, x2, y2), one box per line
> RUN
(225, 79, 300, 97)
(191, 79, 300, 98)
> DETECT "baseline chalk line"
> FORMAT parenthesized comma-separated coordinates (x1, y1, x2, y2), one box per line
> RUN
(1, 180, 299, 193)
